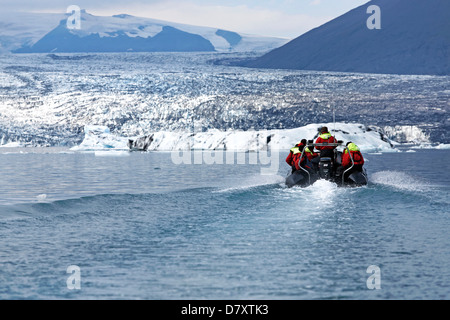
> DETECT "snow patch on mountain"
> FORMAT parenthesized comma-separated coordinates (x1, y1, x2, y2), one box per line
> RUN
(0, 11, 65, 53)
(1, 11, 288, 53)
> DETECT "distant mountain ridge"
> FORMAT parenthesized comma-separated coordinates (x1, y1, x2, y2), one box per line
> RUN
(1, 11, 288, 53)
(244, 0, 450, 75)
(15, 22, 216, 53)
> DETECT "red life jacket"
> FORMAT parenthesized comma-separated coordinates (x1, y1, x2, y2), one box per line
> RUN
(315, 133, 337, 150)
(293, 152, 302, 170)
(286, 144, 305, 167)
(304, 147, 318, 161)
(352, 151, 364, 165)
(342, 150, 364, 167)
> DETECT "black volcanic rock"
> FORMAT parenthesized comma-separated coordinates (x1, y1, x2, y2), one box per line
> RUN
(245, 0, 450, 75)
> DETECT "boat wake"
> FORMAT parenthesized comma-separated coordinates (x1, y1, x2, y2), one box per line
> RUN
(276, 178, 353, 213)
(370, 171, 429, 192)
(215, 174, 285, 193)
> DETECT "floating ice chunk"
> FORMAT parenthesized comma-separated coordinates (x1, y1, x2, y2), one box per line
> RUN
(0, 142, 24, 148)
(71, 125, 129, 151)
(94, 151, 130, 157)
(37, 194, 47, 202)
(435, 144, 450, 150)
(411, 143, 450, 150)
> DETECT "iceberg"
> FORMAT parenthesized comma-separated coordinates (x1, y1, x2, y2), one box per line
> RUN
(70, 125, 129, 151)
(0, 141, 25, 148)
(382, 125, 431, 144)
(73, 123, 396, 153)
(436, 144, 450, 150)
(411, 143, 450, 150)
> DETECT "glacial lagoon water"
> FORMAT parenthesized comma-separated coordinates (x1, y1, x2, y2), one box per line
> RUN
(0, 148, 449, 299)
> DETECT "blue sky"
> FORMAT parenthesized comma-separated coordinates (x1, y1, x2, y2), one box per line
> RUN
(2, 0, 370, 38)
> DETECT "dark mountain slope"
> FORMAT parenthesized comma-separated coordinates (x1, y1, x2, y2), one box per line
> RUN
(245, 0, 450, 75)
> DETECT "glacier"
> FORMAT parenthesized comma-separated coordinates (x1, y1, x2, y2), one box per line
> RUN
(0, 52, 448, 148)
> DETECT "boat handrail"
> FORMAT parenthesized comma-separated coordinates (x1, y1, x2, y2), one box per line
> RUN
(297, 147, 311, 185)
(342, 146, 368, 185)
(306, 142, 343, 147)
(342, 146, 355, 185)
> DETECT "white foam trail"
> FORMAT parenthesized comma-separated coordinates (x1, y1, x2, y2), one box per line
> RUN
(305, 179, 341, 209)
(278, 178, 348, 214)
(371, 171, 428, 192)
(216, 174, 285, 193)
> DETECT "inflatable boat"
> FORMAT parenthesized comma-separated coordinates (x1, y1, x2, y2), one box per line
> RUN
(285, 141, 368, 188)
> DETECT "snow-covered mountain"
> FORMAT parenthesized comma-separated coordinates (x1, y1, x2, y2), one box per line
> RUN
(244, 0, 450, 75)
(0, 12, 64, 53)
(0, 11, 288, 53)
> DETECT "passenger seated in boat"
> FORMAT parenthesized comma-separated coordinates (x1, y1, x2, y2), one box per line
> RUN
(315, 127, 338, 158)
(304, 145, 319, 170)
(286, 139, 306, 173)
(337, 142, 365, 177)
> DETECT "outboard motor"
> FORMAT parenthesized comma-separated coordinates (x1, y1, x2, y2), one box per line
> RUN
(319, 157, 334, 180)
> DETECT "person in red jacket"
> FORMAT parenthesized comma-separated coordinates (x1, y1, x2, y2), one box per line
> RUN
(304, 145, 319, 170)
(304, 145, 319, 161)
(293, 148, 313, 171)
(341, 142, 365, 172)
(286, 139, 306, 172)
(315, 127, 338, 158)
